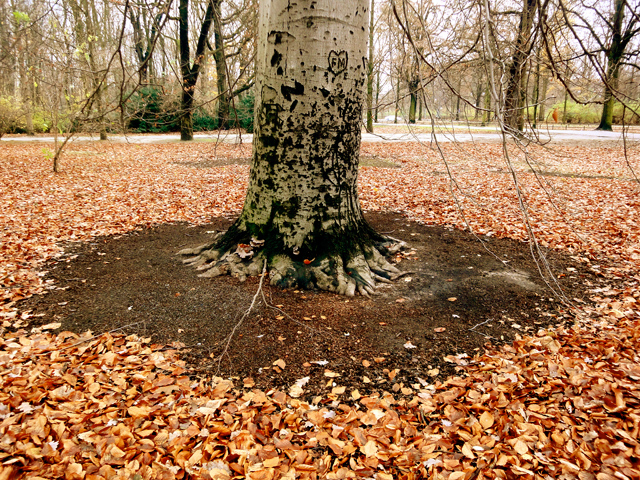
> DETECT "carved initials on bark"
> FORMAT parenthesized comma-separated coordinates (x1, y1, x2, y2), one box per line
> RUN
(328, 50, 348, 75)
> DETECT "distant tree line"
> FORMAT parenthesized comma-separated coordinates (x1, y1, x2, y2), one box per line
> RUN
(0, 0, 638, 140)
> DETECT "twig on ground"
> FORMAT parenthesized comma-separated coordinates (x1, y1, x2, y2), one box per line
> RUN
(213, 260, 267, 375)
(469, 318, 497, 340)
(470, 319, 492, 330)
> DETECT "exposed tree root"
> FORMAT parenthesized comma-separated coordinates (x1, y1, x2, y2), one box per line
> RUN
(179, 235, 407, 297)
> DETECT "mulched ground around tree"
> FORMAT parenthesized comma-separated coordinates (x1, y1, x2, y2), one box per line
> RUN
(17, 212, 601, 399)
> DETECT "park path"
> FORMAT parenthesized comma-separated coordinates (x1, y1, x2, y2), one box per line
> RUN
(2, 125, 639, 145)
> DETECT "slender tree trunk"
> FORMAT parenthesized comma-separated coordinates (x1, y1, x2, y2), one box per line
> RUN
(409, 76, 418, 124)
(454, 76, 462, 122)
(474, 78, 483, 121)
(180, 0, 401, 296)
(179, 0, 194, 140)
(366, 0, 374, 132)
(130, 12, 147, 83)
(503, 0, 538, 132)
(518, 58, 529, 131)
(212, 0, 230, 129)
(82, 0, 108, 140)
(532, 57, 540, 129)
(563, 86, 569, 125)
(375, 69, 380, 122)
(180, 85, 195, 140)
(597, 0, 625, 131)
(179, 0, 215, 140)
(0, 2, 12, 96)
(394, 77, 400, 123)
(95, 87, 108, 140)
(25, 102, 34, 135)
(538, 73, 548, 122)
(130, 11, 149, 83)
(482, 81, 491, 126)
(20, 37, 34, 135)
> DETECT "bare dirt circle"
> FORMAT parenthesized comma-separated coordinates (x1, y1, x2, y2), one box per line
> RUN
(17, 212, 598, 398)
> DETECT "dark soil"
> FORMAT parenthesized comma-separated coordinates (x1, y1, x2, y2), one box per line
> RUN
(17, 212, 600, 399)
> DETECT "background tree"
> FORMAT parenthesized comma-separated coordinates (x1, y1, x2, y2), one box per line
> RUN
(501, 0, 543, 132)
(548, 0, 640, 129)
(366, 0, 375, 132)
(129, 2, 170, 84)
(591, 0, 639, 130)
(209, 0, 256, 129)
(177, 0, 216, 141)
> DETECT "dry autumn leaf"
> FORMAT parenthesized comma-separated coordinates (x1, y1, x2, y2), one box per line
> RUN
(479, 411, 494, 429)
(513, 439, 529, 455)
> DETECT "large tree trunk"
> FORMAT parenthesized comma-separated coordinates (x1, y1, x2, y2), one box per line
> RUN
(180, 0, 403, 296)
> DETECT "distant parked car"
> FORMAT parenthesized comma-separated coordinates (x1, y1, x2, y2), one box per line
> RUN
(382, 115, 403, 122)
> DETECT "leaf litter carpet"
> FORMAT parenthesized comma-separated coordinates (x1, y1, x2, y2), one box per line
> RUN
(1, 140, 640, 479)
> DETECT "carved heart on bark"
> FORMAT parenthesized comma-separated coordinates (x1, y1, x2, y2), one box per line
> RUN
(328, 50, 348, 75)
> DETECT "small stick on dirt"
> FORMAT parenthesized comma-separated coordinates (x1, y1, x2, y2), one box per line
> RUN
(470, 319, 492, 330)
(214, 260, 267, 374)
(469, 319, 497, 340)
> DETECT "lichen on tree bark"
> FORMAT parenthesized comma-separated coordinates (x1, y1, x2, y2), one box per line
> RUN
(180, 0, 405, 296)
